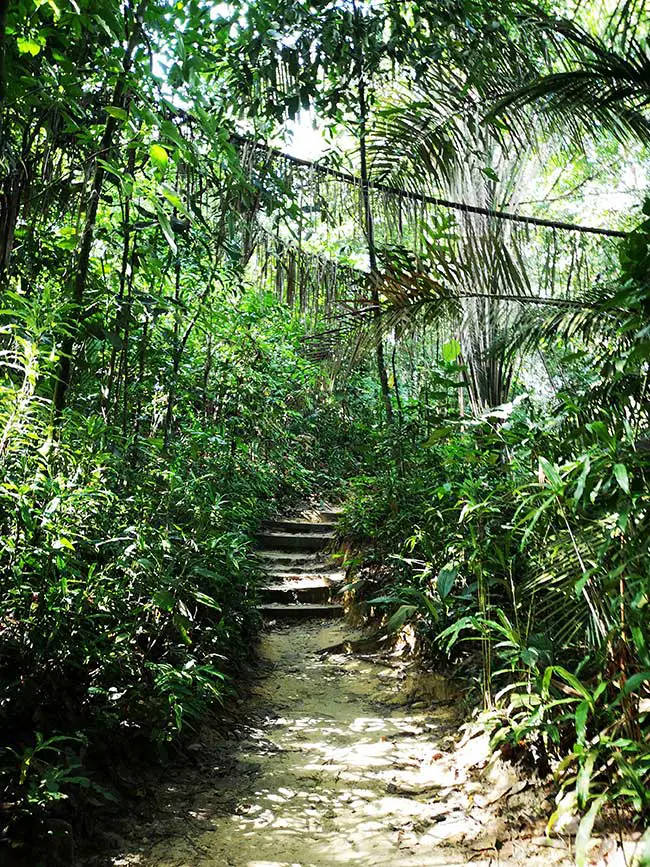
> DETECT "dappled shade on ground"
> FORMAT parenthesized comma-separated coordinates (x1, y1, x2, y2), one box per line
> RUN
(88, 621, 579, 867)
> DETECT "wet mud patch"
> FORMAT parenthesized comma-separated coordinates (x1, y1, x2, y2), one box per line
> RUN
(80, 620, 575, 867)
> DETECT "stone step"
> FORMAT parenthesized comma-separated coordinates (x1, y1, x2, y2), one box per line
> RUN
(256, 553, 339, 574)
(260, 578, 338, 605)
(263, 564, 337, 577)
(259, 602, 345, 621)
(264, 519, 336, 535)
(268, 570, 345, 582)
(256, 532, 334, 552)
(319, 509, 343, 523)
(257, 509, 344, 622)
(256, 551, 324, 565)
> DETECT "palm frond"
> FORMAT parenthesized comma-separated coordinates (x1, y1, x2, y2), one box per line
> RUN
(522, 524, 611, 650)
(368, 77, 483, 193)
(491, 14, 650, 146)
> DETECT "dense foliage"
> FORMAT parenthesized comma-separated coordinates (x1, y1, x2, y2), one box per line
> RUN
(0, 284, 370, 846)
(1, 0, 649, 860)
(340, 213, 650, 852)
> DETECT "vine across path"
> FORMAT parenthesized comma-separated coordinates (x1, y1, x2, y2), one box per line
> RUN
(81, 513, 579, 867)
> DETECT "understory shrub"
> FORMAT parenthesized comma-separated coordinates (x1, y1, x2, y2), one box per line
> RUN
(0, 289, 366, 846)
(340, 342, 650, 840)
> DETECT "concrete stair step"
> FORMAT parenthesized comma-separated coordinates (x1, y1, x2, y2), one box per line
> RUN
(267, 570, 345, 582)
(259, 602, 344, 621)
(256, 509, 344, 622)
(256, 554, 339, 574)
(256, 551, 324, 564)
(260, 579, 339, 605)
(264, 519, 336, 535)
(319, 509, 343, 523)
(263, 564, 336, 577)
(256, 532, 334, 552)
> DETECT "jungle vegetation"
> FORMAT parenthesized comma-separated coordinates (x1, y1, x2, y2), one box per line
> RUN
(0, 0, 649, 860)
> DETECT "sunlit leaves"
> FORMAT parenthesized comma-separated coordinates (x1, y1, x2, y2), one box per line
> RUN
(149, 143, 170, 171)
(105, 105, 129, 121)
(442, 338, 461, 363)
(17, 35, 44, 55)
(613, 462, 630, 494)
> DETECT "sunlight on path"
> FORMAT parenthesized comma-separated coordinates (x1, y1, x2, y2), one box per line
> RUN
(102, 621, 574, 867)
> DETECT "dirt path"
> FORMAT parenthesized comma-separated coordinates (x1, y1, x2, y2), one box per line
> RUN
(93, 619, 576, 867)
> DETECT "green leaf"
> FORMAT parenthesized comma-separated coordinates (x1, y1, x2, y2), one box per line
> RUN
(481, 166, 500, 182)
(153, 589, 175, 612)
(161, 186, 184, 211)
(422, 426, 453, 447)
(575, 699, 589, 745)
(576, 750, 596, 807)
(384, 604, 417, 635)
(573, 456, 591, 503)
(192, 591, 221, 611)
(17, 36, 42, 56)
(437, 563, 458, 601)
(613, 463, 630, 494)
(551, 666, 593, 705)
(156, 208, 177, 254)
(149, 144, 169, 171)
(521, 647, 540, 666)
(442, 338, 461, 363)
(173, 613, 192, 645)
(621, 671, 650, 697)
(105, 105, 129, 121)
(539, 456, 562, 489)
(586, 420, 611, 444)
(575, 795, 605, 867)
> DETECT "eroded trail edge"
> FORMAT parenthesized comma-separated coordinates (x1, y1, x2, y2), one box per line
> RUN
(98, 620, 574, 867)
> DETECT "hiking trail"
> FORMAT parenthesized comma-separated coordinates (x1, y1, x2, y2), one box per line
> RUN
(82, 509, 576, 867)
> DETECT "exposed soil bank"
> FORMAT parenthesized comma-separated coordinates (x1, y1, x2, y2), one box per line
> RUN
(81, 620, 580, 867)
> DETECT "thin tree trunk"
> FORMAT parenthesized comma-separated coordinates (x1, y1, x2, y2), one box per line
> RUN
(163, 262, 214, 450)
(202, 334, 212, 418)
(105, 152, 134, 423)
(0, 0, 10, 281)
(130, 315, 149, 468)
(121, 237, 137, 437)
(163, 256, 182, 450)
(353, 2, 393, 425)
(287, 252, 296, 308)
(52, 3, 144, 423)
(0, 0, 8, 125)
(391, 341, 403, 426)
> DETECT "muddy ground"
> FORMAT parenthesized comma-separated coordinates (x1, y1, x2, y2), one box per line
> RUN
(79, 619, 638, 867)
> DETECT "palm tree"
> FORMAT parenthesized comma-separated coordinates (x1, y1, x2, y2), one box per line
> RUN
(490, 8, 650, 148)
(361, 62, 554, 415)
(350, 3, 648, 415)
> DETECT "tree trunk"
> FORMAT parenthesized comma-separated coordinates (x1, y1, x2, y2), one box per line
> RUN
(163, 256, 182, 450)
(130, 316, 149, 468)
(120, 237, 136, 437)
(52, 3, 144, 423)
(105, 151, 135, 423)
(0, 0, 8, 123)
(202, 334, 212, 418)
(353, 3, 393, 425)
